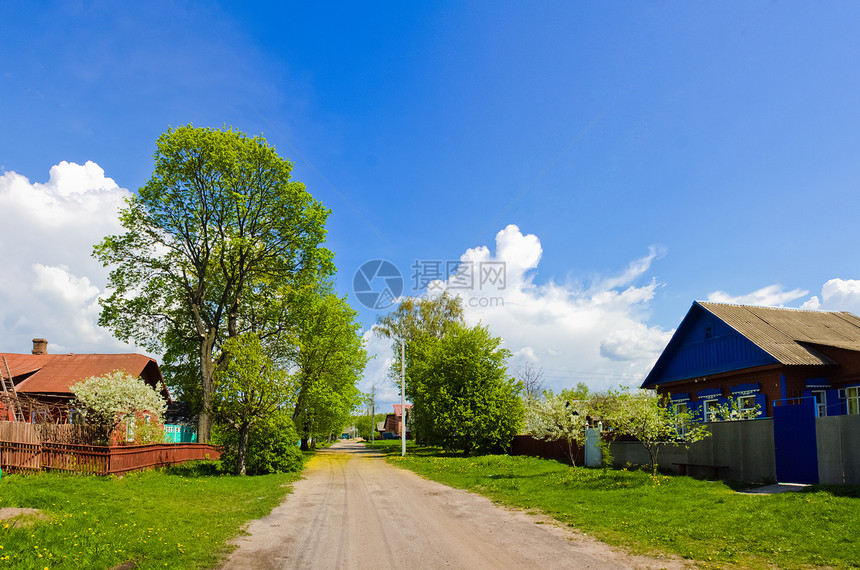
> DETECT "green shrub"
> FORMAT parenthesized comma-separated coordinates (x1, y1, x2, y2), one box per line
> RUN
(215, 411, 304, 475)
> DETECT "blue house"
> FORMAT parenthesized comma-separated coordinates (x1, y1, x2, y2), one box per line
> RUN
(641, 302, 860, 420)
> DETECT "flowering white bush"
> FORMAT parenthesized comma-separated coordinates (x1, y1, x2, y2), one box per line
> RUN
(70, 369, 167, 443)
(525, 391, 592, 465)
(601, 388, 710, 474)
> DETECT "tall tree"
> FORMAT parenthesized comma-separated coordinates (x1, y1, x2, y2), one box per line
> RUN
(375, 292, 464, 344)
(94, 125, 332, 442)
(214, 333, 293, 476)
(292, 292, 367, 449)
(374, 292, 465, 387)
(408, 323, 523, 454)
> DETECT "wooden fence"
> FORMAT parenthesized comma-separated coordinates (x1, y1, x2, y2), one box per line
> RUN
(0, 421, 220, 475)
(510, 434, 584, 464)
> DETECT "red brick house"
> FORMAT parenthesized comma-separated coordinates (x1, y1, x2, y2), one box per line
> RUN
(641, 302, 860, 420)
(1, 338, 170, 423)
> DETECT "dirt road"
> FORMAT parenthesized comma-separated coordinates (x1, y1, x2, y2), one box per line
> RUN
(220, 441, 687, 569)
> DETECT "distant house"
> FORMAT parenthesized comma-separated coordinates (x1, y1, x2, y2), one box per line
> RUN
(382, 403, 412, 438)
(641, 302, 860, 420)
(1, 338, 170, 423)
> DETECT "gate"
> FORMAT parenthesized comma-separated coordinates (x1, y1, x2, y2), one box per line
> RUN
(773, 398, 818, 484)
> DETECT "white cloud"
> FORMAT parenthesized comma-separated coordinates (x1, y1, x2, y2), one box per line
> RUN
(801, 279, 860, 314)
(0, 162, 140, 355)
(416, 224, 673, 395)
(706, 284, 809, 307)
(358, 331, 402, 412)
(705, 278, 860, 315)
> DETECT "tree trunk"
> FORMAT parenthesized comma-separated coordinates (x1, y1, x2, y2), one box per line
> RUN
(236, 422, 250, 476)
(198, 329, 217, 444)
(566, 438, 577, 467)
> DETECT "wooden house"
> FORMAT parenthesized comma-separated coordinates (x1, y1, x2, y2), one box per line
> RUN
(641, 302, 860, 420)
(1, 338, 170, 423)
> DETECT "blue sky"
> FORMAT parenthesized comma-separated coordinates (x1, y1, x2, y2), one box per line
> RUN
(3, 2, 860, 407)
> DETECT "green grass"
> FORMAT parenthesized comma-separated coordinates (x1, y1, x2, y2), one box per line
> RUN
(373, 441, 860, 569)
(0, 461, 302, 569)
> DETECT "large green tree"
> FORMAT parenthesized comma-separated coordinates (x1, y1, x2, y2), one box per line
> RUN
(292, 292, 366, 449)
(408, 323, 523, 454)
(94, 125, 332, 442)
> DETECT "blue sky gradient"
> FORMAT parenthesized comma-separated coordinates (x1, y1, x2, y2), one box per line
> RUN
(3, 2, 860, 405)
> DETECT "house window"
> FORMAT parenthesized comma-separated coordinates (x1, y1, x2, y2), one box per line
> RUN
(811, 390, 827, 417)
(704, 326, 713, 339)
(702, 399, 719, 422)
(846, 387, 860, 415)
(674, 402, 689, 435)
(738, 395, 757, 415)
(30, 411, 48, 424)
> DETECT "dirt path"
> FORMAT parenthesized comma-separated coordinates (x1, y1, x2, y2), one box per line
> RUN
(219, 441, 689, 569)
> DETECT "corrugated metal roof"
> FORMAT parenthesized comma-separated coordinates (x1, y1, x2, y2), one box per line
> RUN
(1, 353, 164, 396)
(392, 403, 412, 417)
(697, 302, 860, 365)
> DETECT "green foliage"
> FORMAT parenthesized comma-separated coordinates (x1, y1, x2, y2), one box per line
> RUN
(408, 323, 523, 454)
(214, 333, 294, 475)
(70, 369, 167, 444)
(375, 291, 465, 375)
(351, 413, 387, 441)
(292, 292, 367, 448)
(215, 410, 304, 475)
(93, 125, 333, 442)
(0, 467, 301, 569)
(600, 388, 710, 475)
(382, 446, 860, 569)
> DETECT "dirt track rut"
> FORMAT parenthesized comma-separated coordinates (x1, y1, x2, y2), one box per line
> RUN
(219, 440, 688, 569)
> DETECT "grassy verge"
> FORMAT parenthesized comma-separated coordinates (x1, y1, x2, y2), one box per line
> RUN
(372, 441, 860, 569)
(0, 461, 302, 569)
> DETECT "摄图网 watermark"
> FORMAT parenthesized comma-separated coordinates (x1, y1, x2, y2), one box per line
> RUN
(353, 259, 505, 310)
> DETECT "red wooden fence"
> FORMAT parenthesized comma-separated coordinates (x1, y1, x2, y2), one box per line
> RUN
(510, 434, 585, 464)
(1, 421, 221, 475)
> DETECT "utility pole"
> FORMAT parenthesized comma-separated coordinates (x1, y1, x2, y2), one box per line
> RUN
(370, 385, 375, 446)
(401, 338, 406, 457)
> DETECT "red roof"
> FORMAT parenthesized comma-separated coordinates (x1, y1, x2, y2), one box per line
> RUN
(392, 403, 412, 417)
(1, 353, 167, 398)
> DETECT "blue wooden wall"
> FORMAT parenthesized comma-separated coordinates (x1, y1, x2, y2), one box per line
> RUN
(643, 303, 777, 386)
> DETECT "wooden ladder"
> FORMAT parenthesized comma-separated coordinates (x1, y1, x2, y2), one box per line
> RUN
(1, 355, 26, 422)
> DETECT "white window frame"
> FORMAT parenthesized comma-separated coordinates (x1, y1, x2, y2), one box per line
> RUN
(737, 395, 757, 415)
(702, 399, 719, 422)
(811, 390, 827, 417)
